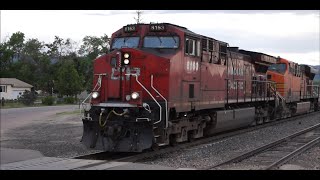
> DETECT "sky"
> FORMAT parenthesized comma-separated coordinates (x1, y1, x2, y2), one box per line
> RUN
(1, 10, 319, 65)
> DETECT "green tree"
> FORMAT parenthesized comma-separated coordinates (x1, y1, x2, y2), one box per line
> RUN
(15, 61, 36, 85)
(78, 34, 110, 60)
(0, 42, 13, 76)
(55, 61, 83, 97)
(36, 56, 54, 93)
(8, 31, 25, 61)
(22, 38, 44, 63)
(19, 38, 50, 91)
(0, 32, 25, 77)
(45, 36, 63, 60)
(1, 31, 111, 96)
(78, 34, 110, 91)
(45, 36, 80, 94)
(46, 36, 77, 61)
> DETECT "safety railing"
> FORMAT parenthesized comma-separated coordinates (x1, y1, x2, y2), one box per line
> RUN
(125, 73, 163, 127)
(225, 79, 277, 104)
(151, 75, 168, 128)
(80, 73, 106, 119)
(302, 85, 320, 99)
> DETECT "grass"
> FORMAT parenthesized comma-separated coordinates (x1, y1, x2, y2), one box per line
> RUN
(0, 96, 83, 109)
(56, 110, 80, 115)
(0, 102, 46, 109)
(0, 101, 79, 109)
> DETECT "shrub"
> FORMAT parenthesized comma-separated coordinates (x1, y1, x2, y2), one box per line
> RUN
(56, 98, 64, 104)
(19, 90, 37, 105)
(64, 97, 75, 104)
(42, 96, 55, 105)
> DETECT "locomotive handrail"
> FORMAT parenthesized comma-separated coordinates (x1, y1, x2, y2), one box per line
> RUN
(80, 74, 104, 117)
(81, 74, 103, 105)
(225, 78, 277, 104)
(304, 85, 320, 98)
(125, 73, 163, 126)
(151, 75, 168, 128)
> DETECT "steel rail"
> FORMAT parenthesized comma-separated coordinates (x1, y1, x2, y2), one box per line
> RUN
(204, 121, 320, 170)
(264, 136, 320, 170)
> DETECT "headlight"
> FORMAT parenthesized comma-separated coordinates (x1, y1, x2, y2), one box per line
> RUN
(125, 95, 131, 101)
(124, 59, 130, 65)
(131, 92, 139, 99)
(92, 92, 99, 99)
(124, 53, 130, 59)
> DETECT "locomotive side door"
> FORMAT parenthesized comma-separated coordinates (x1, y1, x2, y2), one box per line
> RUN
(182, 35, 201, 111)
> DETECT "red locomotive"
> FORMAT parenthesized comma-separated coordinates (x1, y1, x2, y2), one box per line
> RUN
(81, 23, 320, 152)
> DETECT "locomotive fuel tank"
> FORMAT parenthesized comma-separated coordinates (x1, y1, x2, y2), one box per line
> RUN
(204, 107, 256, 135)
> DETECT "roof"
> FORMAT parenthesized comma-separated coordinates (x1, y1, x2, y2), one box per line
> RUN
(123, 23, 203, 38)
(119, 23, 227, 44)
(0, 78, 33, 88)
(238, 49, 277, 59)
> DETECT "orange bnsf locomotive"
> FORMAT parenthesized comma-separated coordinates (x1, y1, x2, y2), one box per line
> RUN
(81, 23, 320, 152)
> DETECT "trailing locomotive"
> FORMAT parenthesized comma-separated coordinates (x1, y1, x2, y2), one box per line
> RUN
(81, 23, 320, 152)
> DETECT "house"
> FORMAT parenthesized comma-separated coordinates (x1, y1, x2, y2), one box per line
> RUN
(0, 78, 33, 100)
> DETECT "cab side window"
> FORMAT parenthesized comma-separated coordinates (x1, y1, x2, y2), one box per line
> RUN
(185, 38, 200, 56)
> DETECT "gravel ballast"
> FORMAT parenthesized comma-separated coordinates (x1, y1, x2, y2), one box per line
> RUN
(1, 113, 100, 158)
(140, 113, 320, 169)
(1, 109, 319, 169)
(281, 144, 320, 170)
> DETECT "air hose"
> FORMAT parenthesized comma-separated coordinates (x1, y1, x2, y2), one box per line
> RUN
(99, 110, 111, 128)
(98, 109, 127, 128)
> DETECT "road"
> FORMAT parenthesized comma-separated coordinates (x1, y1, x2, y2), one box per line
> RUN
(0, 105, 79, 135)
(0, 105, 98, 164)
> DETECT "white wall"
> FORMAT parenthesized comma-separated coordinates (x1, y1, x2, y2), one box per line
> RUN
(0, 85, 31, 100)
(0, 85, 12, 100)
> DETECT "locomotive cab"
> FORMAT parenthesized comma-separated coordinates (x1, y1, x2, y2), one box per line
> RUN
(267, 58, 320, 116)
(267, 62, 287, 96)
(267, 58, 305, 102)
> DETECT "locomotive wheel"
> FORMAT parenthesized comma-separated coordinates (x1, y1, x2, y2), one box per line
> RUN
(188, 131, 194, 142)
(250, 120, 257, 126)
(263, 117, 270, 123)
(151, 143, 159, 151)
(169, 135, 177, 146)
(256, 117, 263, 125)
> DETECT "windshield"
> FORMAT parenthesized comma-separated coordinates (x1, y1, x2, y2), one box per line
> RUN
(268, 63, 287, 74)
(143, 36, 179, 48)
(111, 37, 140, 49)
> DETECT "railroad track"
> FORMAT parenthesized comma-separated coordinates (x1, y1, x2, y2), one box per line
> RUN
(204, 121, 320, 170)
(72, 152, 138, 161)
(73, 111, 320, 165)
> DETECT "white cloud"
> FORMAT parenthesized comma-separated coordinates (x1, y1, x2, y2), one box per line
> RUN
(1, 10, 319, 65)
(143, 11, 319, 38)
(1, 10, 136, 43)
